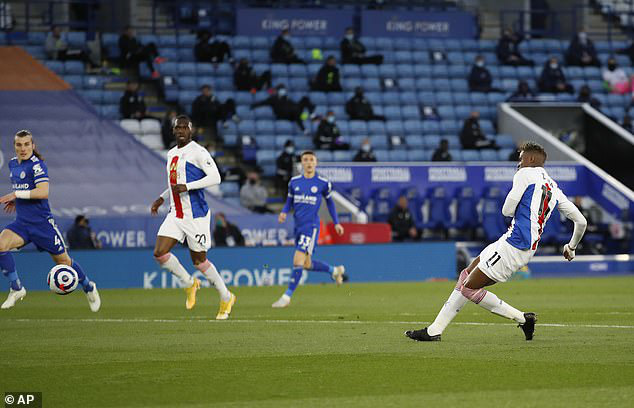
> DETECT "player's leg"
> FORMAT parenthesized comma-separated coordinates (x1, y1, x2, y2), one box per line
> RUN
(0, 228, 27, 309)
(305, 257, 346, 286)
(272, 249, 306, 308)
(51, 250, 101, 312)
(462, 267, 526, 323)
(190, 250, 235, 320)
(154, 235, 200, 309)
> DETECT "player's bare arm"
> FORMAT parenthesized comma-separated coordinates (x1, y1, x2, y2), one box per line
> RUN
(171, 184, 188, 194)
(334, 223, 344, 235)
(150, 197, 164, 215)
(0, 182, 48, 203)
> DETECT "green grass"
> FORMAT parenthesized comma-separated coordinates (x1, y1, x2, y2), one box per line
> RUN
(1, 277, 634, 407)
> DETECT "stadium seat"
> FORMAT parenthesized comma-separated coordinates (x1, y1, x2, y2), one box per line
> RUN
(140, 118, 161, 135)
(120, 119, 141, 135)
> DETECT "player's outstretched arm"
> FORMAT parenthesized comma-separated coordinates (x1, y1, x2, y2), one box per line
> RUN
(558, 199, 587, 261)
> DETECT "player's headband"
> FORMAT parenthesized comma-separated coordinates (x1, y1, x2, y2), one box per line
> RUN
(172, 120, 193, 130)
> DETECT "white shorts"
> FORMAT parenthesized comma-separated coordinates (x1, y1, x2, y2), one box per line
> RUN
(157, 211, 211, 252)
(477, 237, 533, 282)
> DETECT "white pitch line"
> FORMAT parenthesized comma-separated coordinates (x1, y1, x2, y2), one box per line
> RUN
(3, 318, 634, 329)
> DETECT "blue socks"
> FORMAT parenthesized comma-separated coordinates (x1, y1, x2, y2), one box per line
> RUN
(72, 260, 94, 293)
(309, 259, 334, 274)
(0, 252, 21, 291)
(284, 266, 303, 297)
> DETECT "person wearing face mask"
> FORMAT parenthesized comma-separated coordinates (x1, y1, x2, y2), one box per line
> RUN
(192, 85, 238, 142)
(240, 172, 270, 213)
(460, 111, 499, 150)
(565, 32, 600, 67)
(310, 55, 342, 92)
(340, 27, 383, 65)
(314, 111, 350, 151)
(251, 84, 317, 133)
(194, 29, 231, 63)
(276, 140, 298, 189)
(270, 29, 304, 64)
(353, 138, 377, 162)
(496, 28, 534, 66)
(468, 55, 500, 93)
(432, 139, 453, 162)
(507, 80, 536, 102)
(577, 85, 602, 111)
(538, 57, 574, 93)
(345, 87, 386, 121)
(233, 58, 272, 92)
(213, 213, 245, 247)
(602, 58, 632, 94)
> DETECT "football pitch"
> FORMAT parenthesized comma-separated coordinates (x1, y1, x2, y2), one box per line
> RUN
(1, 276, 633, 407)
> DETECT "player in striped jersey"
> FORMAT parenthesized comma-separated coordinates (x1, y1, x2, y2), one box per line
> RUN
(0, 130, 100, 311)
(150, 115, 235, 320)
(273, 151, 346, 308)
(406, 142, 588, 341)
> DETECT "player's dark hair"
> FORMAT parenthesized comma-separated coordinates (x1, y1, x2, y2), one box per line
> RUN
(520, 141, 547, 161)
(15, 130, 44, 161)
(300, 150, 316, 159)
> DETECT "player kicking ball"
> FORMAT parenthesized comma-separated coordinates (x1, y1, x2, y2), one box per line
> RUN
(273, 151, 346, 308)
(0, 130, 100, 311)
(150, 115, 235, 320)
(406, 142, 587, 341)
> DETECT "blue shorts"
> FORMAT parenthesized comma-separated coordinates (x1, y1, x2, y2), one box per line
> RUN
(294, 225, 319, 255)
(5, 217, 67, 255)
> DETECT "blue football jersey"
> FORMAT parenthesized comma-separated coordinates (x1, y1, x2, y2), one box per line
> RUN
(9, 155, 52, 222)
(286, 174, 333, 228)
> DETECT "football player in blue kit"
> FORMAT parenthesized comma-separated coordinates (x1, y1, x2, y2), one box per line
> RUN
(273, 151, 346, 308)
(0, 130, 101, 311)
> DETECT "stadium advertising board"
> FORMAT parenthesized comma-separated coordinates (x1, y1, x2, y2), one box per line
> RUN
(14, 242, 456, 290)
(360, 10, 477, 38)
(237, 8, 354, 36)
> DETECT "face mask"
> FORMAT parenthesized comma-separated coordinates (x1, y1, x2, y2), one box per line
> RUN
(248, 179, 256, 185)
(327, 116, 335, 123)
(550, 63, 558, 69)
(345, 34, 354, 41)
(284, 146, 294, 154)
(216, 219, 223, 227)
(476, 60, 484, 67)
(361, 144, 371, 152)
(278, 88, 287, 96)
(608, 63, 617, 70)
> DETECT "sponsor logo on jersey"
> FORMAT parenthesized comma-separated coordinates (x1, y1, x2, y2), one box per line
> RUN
(294, 194, 318, 205)
(12, 183, 29, 189)
(19, 171, 25, 179)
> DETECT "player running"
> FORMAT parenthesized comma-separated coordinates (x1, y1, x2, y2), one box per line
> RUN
(150, 115, 235, 320)
(0, 130, 101, 311)
(406, 142, 587, 341)
(273, 150, 346, 308)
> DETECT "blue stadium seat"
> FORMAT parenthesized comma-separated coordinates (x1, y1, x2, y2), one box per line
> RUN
(256, 150, 276, 165)
(395, 51, 412, 63)
(342, 64, 360, 77)
(454, 187, 480, 230)
(102, 91, 120, 104)
(257, 134, 276, 149)
(256, 120, 275, 134)
(315, 150, 334, 162)
(348, 120, 367, 136)
(436, 92, 453, 105)
(251, 36, 270, 49)
(407, 150, 428, 161)
(461, 150, 480, 161)
(422, 121, 440, 133)
(382, 92, 399, 105)
(238, 120, 255, 135)
(100, 104, 119, 119)
(402, 106, 419, 119)
(432, 78, 451, 91)
(414, 64, 432, 77)
(480, 149, 498, 161)
(394, 38, 412, 51)
(439, 119, 460, 134)
(177, 34, 196, 47)
(425, 186, 451, 231)
(67, 31, 86, 48)
(254, 106, 275, 120)
(64, 75, 83, 88)
(333, 151, 354, 162)
(379, 64, 397, 77)
(386, 121, 404, 134)
(361, 65, 379, 78)
(389, 150, 408, 161)
(82, 76, 104, 89)
(271, 64, 288, 77)
(44, 60, 64, 74)
(179, 76, 198, 90)
(437, 106, 456, 119)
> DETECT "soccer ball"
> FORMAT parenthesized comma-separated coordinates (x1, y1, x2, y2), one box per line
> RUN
(47, 264, 79, 295)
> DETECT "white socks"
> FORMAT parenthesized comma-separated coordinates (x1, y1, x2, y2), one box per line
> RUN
(478, 291, 526, 323)
(427, 289, 469, 336)
(196, 260, 231, 302)
(158, 253, 194, 287)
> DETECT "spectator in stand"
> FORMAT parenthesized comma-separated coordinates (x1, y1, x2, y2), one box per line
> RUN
(538, 57, 574, 93)
(602, 57, 632, 94)
(118, 26, 163, 78)
(388, 196, 419, 242)
(345, 87, 386, 121)
(507, 80, 536, 102)
(195, 30, 230, 63)
(460, 111, 499, 150)
(577, 85, 602, 110)
(314, 111, 350, 151)
(468, 55, 500, 93)
(161, 109, 177, 149)
(622, 114, 634, 133)
(432, 139, 452, 162)
(119, 80, 147, 119)
(565, 32, 600, 67)
(45, 25, 92, 66)
(240, 172, 270, 213)
(270, 29, 304, 64)
(66, 215, 102, 249)
(496, 28, 534, 66)
(340, 27, 383, 65)
(276, 140, 297, 189)
(353, 138, 377, 162)
(191, 85, 238, 142)
(310, 55, 342, 92)
(233, 58, 271, 92)
(251, 84, 316, 133)
(213, 213, 245, 247)
(194, 29, 231, 63)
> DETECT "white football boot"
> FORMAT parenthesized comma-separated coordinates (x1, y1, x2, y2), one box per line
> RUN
(85, 283, 101, 312)
(272, 294, 291, 308)
(332, 265, 346, 286)
(1, 287, 26, 309)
